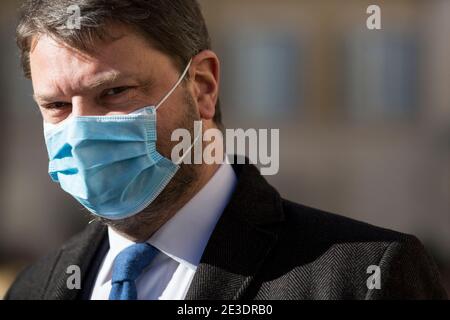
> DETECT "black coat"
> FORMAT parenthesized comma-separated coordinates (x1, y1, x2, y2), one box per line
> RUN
(5, 163, 448, 300)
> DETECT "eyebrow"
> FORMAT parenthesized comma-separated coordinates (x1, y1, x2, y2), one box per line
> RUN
(33, 93, 57, 104)
(85, 71, 124, 90)
(33, 71, 148, 104)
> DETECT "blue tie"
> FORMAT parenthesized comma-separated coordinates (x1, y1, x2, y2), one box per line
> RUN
(109, 243, 159, 300)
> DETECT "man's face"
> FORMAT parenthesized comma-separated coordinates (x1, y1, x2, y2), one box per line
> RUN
(30, 24, 195, 159)
(28, 25, 215, 235)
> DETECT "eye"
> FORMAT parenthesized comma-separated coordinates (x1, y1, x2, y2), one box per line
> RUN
(103, 87, 131, 97)
(42, 102, 72, 110)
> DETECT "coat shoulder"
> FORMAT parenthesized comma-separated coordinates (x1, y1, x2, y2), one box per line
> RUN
(281, 199, 409, 244)
(253, 199, 447, 299)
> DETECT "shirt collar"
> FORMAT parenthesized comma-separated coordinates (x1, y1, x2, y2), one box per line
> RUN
(107, 161, 237, 271)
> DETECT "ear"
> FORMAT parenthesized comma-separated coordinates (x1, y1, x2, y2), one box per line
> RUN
(189, 50, 220, 121)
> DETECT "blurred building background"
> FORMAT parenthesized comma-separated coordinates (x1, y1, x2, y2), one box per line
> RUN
(1, 0, 449, 298)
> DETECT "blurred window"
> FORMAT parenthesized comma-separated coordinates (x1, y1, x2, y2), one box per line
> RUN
(342, 31, 419, 121)
(221, 28, 303, 120)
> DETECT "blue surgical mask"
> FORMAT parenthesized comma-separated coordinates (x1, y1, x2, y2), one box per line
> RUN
(43, 60, 193, 220)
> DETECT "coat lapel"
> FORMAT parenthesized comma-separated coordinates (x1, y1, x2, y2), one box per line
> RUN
(185, 163, 285, 300)
(43, 221, 107, 300)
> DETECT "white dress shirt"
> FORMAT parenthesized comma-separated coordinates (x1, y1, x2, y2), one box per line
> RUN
(90, 162, 237, 300)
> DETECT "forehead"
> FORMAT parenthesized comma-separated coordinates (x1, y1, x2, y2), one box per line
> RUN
(29, 26, 169, 97)
(31, 25, 155, 73)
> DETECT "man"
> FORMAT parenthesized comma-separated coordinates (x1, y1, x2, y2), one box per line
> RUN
(5, 0, 447, 300)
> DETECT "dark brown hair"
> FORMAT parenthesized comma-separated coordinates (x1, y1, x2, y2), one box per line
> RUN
(16, 0, 222, 125)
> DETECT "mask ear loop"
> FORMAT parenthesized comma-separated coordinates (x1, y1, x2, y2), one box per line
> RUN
(155, 59, 193, 111)
(154, 58, 197, 165)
